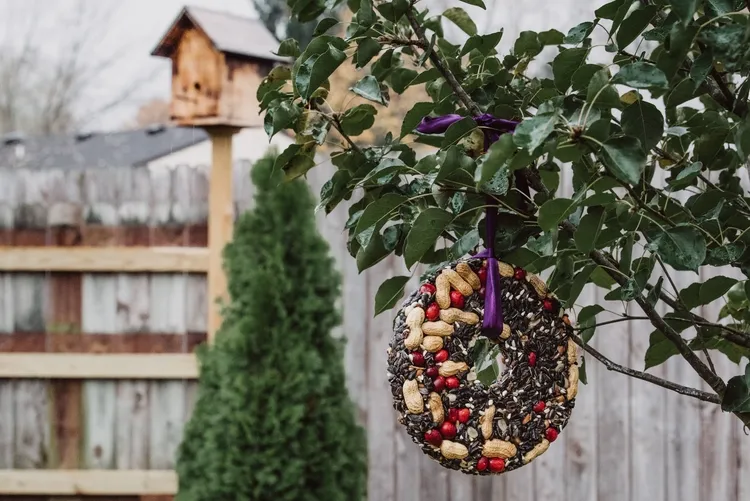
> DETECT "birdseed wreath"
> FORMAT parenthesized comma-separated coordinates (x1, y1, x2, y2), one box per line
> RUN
(387, 258, 579, 475)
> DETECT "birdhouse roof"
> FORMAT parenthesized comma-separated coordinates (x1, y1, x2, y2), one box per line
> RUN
(151, 6, 289, 63)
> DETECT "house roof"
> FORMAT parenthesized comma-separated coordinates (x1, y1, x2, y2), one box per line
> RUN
(151, 6, 289, 63)
(0, 126, 209, 170)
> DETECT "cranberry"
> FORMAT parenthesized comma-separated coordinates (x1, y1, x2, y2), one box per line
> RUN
(426, 302, 440, 321)
(533, 401, 546, 413)
(479, 287, 485, 298)
(514, 267, 526, 280)
(440, 421, 457, 439)
(424, 429, 443, 446)
(433, 376, 446, 392)
(450, 290, 465, 309)
(477, 457, 489, 472)
(434, 349, 449, 363)
(446, 376, 460, 389)
(545, 427, 559, 442)
(528, 352, 537, 367)
(420, 283, 437, 294)
(543, 298, 555, 312)
(562, 314, 571, 326)
(489, 458, 506, 473)
(411, 352, 425, 367)
(477, 267, 487, 284)
(458, 408, 471, 423)
(425, 366, 439, 379)
(448, 408, 459, 423)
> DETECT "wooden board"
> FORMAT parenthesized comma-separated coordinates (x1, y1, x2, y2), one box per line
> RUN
(0, 353, 198, 379)
(0, 469, 177, 495)
(0, 246, 209, 273)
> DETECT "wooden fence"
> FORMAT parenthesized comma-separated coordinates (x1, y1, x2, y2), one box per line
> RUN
(0, 161, 748, 501)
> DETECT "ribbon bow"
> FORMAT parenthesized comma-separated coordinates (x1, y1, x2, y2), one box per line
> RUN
(415, 113, 520, 339)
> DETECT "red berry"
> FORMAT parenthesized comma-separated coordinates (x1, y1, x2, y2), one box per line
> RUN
(450, 290, 465, 309)
(425, 366, 439, 378)
(458, 408, 471, 423)
(477, 267, 488, 284)
(440, 421, 457, 439)
(477, 457, 489, 472)
(528, 352, 537, 367)
(562, 314, 571, 326)
(514, 267, 526, 280)
(479, 287, 485, 298)
(420, 283, 437, 294)
(543, 298, 555, 312)
(426, 302, 440, 321)
(424, 429, 443, 446)
(533, 401, 546, 413)
(411, 352, 425, 367)
(545, 427, 559, 442)
(446, 376, 460, 390)
(433, 376, 446, 392)
(489, 458, 506, 473)
(434, 349, 449, 363)
(448, 408, 459, 423)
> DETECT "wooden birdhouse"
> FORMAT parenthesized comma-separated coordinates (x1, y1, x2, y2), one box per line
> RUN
(151, 6, 289, 128)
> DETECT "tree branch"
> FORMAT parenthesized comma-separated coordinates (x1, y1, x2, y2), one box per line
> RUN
(570, 333, 721, 404)
(405, 7, 482, 116)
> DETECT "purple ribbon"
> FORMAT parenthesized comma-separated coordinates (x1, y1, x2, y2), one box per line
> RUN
(475, 199, 503, 340)
(416, 113, 518, 340)
(416, 113, 519, 150)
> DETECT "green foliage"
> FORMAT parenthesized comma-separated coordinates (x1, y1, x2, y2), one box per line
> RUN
(176, 153, 367, 501)
(264, 0, 750, 407)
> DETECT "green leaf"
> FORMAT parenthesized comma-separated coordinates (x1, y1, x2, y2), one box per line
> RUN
(647, 225, 706, 272)
(567, 264, 597, 307)
(666, 78, 698, 108)
(459, 0, 486, 8)
(296, 42, 348, 100)
(339, 104, 377, 136)
(355, 37, 382, 68)
(314, 17, 339, 36)
(443, 7, 477, 36)
(586, 69, 621, 109)
(722, 363, 750, 412)
(667, 162, 702, 189)
(699, 276, 738, 305)
(616, 5, 657, 49)
(362, 158, 407, 184)
(448, 229, 480, 260)
(514, 31, 542, 57)
(576, 206, 605, 253)
(404, 209, 454, 268)
(645, 330, 680, 369)
(401, 102, 435, 138)
(461, 31, 504, 56)
(276, 38, 301, 57)
(374, 276, 411, 315)
(579, 304, 605, 343)
(475, 134, 516, 185)
(351, 76, 389, 105)
(513, 113, 560, 153)
(538, 29, 565, 45)
(596, 0, 625, 19)
(552, 48, 589, 91)
(277, 143, 316, 180)
(611, 62, 669, 89)
(356, 231, 390, 272)
(572, 64, 605, 92)
(669, 0, 698, 25)
(264, 101, 301, 139)
(538, 198, 579, 231)
(354, 194, 408, 236)
(442, 117, 477, 148)
(621, 100, 664, 152)
(436, 145, 474, 184)
(564, 22, 595, 44)
(680, 282, 702, 309)
(579, 358, 588, 384)
(599, 136, 648, 184)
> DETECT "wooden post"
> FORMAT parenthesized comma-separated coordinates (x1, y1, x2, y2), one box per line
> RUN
(206, 127, 239, 342)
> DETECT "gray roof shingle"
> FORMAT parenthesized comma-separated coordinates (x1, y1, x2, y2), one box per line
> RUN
(151, 6, 289, 63)
(0, 126, 209, 170)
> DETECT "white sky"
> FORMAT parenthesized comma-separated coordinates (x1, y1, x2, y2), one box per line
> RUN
(0, 0, 258, 131)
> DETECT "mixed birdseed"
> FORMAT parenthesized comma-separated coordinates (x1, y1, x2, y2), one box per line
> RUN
(387, 257, 578, 475)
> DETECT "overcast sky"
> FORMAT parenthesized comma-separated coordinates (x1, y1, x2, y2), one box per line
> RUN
(0, 0, 258, 131)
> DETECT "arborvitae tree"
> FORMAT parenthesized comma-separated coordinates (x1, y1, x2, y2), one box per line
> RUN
(176, 153, 367, 501)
